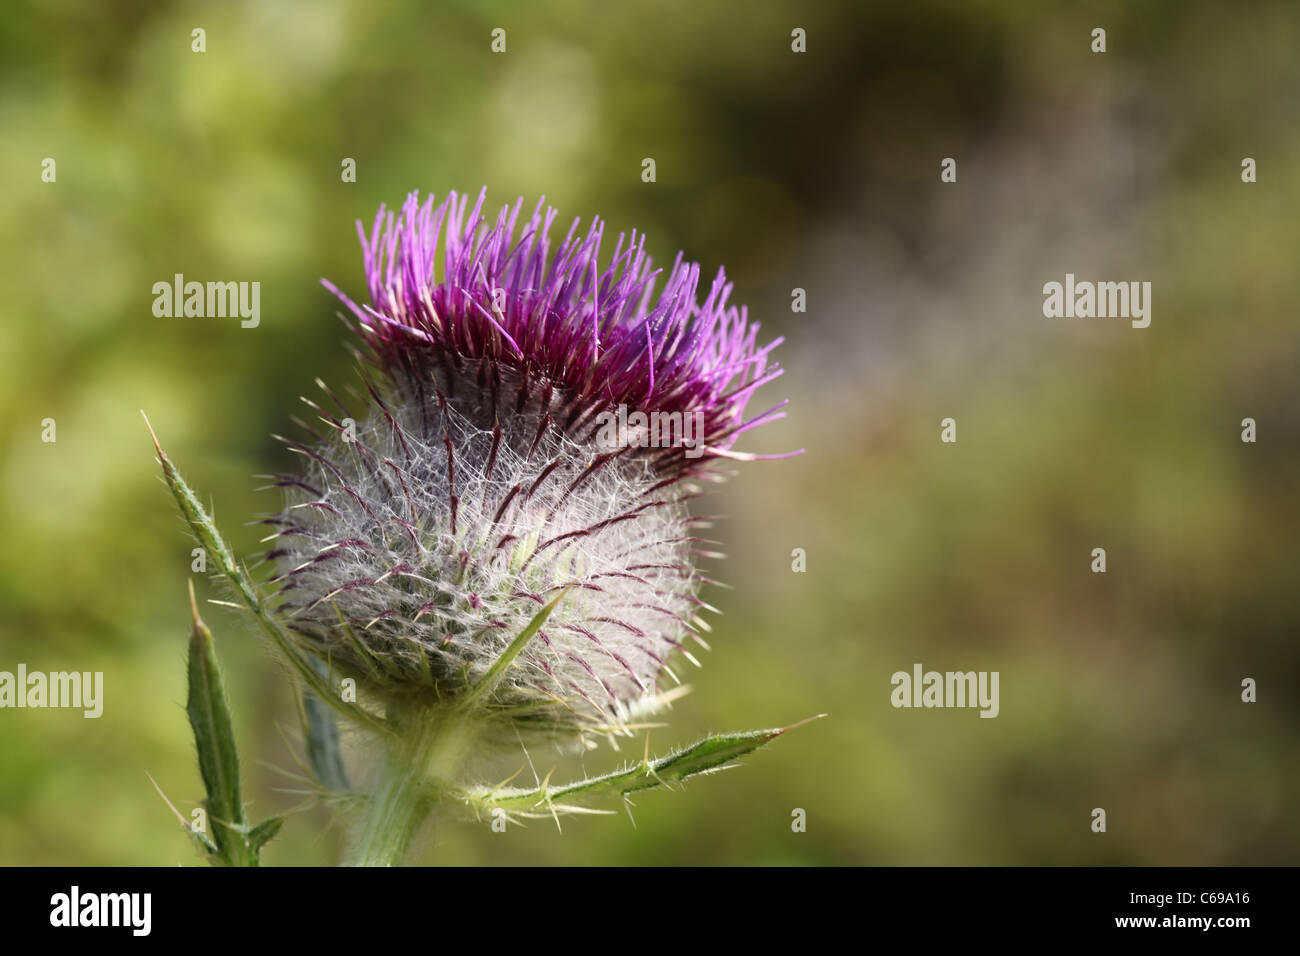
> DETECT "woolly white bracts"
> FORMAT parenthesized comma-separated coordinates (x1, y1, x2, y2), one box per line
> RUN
(266, 363, 713, 740)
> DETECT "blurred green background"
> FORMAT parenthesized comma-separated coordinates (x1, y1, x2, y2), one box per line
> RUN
(1, 0, 1297, 865)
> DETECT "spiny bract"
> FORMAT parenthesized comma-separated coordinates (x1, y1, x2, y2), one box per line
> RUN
(265, 188, 793, 745)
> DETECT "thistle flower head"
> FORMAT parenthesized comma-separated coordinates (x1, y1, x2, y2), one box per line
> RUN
(268, 188, 793, 746)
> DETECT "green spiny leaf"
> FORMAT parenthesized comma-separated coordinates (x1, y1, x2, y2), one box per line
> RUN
(143, 411, 391, 738)
(304, 658, 350, 792)
(247, 816, 285, 852)
(470, 716, 824, 816)
(185, 580, 252, 866)
(456, 588, 567, 713)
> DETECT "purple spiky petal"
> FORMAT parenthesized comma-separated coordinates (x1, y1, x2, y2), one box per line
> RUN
(321, 188, 795, 472)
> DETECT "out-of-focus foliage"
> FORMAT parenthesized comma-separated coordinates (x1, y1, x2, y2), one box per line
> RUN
(0, 0, 1296, 864)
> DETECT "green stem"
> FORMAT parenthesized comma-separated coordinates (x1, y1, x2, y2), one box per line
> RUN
(350, 707, 473, 866)
(353, 755, 431, 867)
(349, 596, 568, 864)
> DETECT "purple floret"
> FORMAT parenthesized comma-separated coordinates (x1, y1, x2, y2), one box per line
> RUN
(321, 188, 797, 470)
